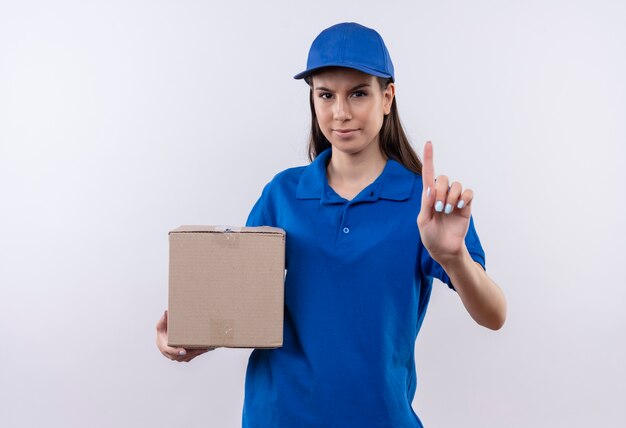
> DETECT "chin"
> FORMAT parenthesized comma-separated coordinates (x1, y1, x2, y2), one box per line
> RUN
(330, 140, 374, 156)
(330, 145, 363, 156)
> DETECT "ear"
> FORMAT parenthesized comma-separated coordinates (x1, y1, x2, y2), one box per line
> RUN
(383, 82, 395, 115)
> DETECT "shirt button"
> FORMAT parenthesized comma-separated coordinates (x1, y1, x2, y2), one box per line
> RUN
(343, 227, 350, 234)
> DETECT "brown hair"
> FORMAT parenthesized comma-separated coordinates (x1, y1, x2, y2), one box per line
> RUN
(306, 76, 422, 175)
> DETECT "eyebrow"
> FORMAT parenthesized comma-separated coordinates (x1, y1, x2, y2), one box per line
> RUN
(314, 83, 371, 92)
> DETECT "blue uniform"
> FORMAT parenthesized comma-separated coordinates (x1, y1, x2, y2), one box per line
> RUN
(243, 147, 486, 427)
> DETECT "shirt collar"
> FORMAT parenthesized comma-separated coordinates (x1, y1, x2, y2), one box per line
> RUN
(296, 147, 416, 203)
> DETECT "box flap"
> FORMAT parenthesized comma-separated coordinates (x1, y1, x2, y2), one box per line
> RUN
(169, 225, 285, 235)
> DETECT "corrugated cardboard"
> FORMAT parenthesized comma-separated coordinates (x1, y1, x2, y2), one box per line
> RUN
(167, 225, 285, 349)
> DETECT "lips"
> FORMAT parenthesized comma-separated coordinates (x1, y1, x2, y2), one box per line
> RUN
(333, 128, 359, 137)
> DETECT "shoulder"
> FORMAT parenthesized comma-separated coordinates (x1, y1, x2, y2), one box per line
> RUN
(413, 172, 425, 195)
(247, 165, 309, 226)
(384, 159, 424, 201)
(263, 165, 307, 192)
(271, 165, 307, 184)
(255, 165, 308, 201)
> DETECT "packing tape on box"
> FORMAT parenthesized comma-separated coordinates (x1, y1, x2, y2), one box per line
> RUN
(214, 225, 241, 248)
(214, 225, 242, 233)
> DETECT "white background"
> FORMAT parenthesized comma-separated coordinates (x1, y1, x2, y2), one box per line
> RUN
(1, 1, 624, 427)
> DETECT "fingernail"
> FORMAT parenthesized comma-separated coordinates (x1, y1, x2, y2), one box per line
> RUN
(435, 201, 444, 212)
(178, 350, 187, 356)
(444, 203, 453, 214)
(426, 187, 431, 198)
(457, 200, 465, 209)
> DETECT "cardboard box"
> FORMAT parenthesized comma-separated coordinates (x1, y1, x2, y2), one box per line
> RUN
(167, 225, 285, 349)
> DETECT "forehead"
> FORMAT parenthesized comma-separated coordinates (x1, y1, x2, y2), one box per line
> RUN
(310, 67, 376, 88)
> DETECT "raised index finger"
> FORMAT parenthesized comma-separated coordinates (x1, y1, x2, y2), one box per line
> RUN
(422, 141, 435, 191)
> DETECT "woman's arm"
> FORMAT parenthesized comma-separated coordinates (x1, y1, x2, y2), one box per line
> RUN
(417, 141, 507, 330)
(439, 248, 507, 330)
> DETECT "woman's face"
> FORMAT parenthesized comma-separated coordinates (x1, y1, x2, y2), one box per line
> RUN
(311, 67, 395, 156)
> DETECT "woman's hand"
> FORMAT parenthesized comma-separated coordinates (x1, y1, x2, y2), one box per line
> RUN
(417, 141, 474, 265)
(416, 141, 507, 329)
(156, 310, 214, 362)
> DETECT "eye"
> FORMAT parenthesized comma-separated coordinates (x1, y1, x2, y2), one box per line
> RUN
(318, 92, 333, 100)
(352, 90, 368, 98)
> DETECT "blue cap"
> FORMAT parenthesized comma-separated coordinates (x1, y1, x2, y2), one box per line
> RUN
(294, 22, 395, 82)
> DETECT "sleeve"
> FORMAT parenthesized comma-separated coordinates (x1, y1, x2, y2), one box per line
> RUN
(420, 215, 486, 291)
(245, 182, 273, 227)
(246, 180, 287, 270)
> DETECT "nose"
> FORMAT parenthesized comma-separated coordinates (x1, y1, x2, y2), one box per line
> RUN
(333, 97, 352, 121)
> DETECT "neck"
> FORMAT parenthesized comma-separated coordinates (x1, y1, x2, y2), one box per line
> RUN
(326, 143, 387, 186)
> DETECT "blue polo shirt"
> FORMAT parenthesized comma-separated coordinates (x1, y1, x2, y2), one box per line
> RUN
(243, 147, 486, 428)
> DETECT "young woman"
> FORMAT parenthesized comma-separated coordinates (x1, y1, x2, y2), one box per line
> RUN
(157, 22, 506, 427)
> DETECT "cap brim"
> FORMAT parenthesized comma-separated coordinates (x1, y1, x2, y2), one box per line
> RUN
(294, 63, 393, 81)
